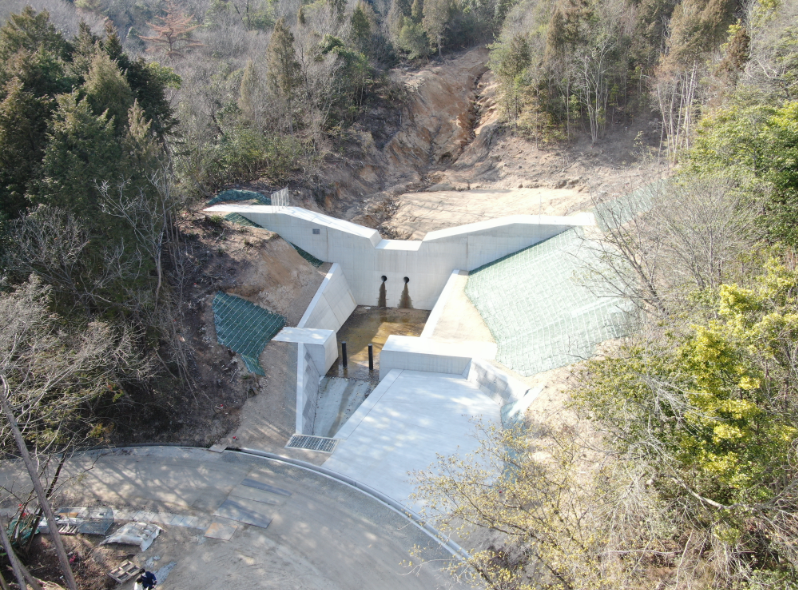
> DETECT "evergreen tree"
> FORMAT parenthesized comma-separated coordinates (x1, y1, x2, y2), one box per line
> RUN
(422, 0, 451, 57)
(398, 17, 429, 58)
(238, 59, 260, 120)
(84, 51, 134, 133)
(494, 34, 531, 120)
(0, 78, 45, 220)
(266, 18, 301, 101)
(411, 0, 424, 21)
(30, 92, 121, 219)
(0, 7, 70, 63)
(69, 21, 101, 79)
(123, 101, 162, 178)
(102, 22, 125, 62)
(351, 5, 371, 53)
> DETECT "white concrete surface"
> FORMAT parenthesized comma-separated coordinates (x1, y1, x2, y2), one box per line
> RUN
(204, 204, 594, 310)
(379, 335, 497, 380)
(420, 269, 462, 338)
(313, 377, 373, 438)
(325, 369, 500, 509)
(296, 343, 321, 434)
(297, 262, 357, 331)
(465, 358, 530, 404)
(273, 327, 337, 374)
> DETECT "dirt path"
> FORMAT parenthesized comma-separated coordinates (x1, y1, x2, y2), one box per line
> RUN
(384, 186, 590, 239)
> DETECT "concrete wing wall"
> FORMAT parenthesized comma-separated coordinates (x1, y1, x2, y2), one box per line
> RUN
(379, 335, 497, 380)
(297, 263, 357, 332)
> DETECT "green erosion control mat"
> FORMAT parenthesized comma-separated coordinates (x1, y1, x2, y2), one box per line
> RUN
(207, 189, 272, 206)
(465, 229, 634, 377)
(290, 243, 324, 267)
(591, 181, 662, 232)
(224, 212, 263, 228)
(212, 292, 285, 375)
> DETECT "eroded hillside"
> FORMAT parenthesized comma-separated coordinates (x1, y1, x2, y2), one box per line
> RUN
(315, 47, 665, 238)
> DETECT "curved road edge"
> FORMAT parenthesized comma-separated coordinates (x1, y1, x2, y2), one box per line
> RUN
(231, 446, 471, 562)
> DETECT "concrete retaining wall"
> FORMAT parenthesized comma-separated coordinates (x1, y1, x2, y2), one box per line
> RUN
(296, 343, 321, 434)
(419, 269, 461, 338)
(205, 205, 594, 310)
(297, 263, 357, 331)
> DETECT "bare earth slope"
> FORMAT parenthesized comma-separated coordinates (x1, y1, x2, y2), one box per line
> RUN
(322, 46, 666, 236)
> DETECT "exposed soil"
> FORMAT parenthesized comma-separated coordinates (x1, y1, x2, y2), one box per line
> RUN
(21, 533, 121, 590)
(109, 210, 327, 448)
(316, 46, 668, 236)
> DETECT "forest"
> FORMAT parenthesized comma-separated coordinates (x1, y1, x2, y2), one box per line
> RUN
(0, 0, 797, 586)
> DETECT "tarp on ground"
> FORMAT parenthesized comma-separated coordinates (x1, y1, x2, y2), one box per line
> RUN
(207, 189, 272, 206)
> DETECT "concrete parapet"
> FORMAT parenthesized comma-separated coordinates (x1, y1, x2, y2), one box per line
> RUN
(273, 327, 337, 375)
(297, 263, 357, 332)
(204, 204, 594, 310)
(379, 335, 497, 380)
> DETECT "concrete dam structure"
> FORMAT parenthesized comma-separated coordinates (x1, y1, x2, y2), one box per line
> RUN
(205, 201, 629, 511)
(204, 203, 594, 310)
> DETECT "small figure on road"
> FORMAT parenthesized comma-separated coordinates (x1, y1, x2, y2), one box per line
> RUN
(135, 571, 157, 590)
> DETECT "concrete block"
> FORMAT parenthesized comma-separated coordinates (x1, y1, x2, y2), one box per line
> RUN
(273, 327, 337, 374)
(379, 335, 497, 380)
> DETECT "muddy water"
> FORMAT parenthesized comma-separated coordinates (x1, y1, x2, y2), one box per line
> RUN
(327, 306, 430, 381)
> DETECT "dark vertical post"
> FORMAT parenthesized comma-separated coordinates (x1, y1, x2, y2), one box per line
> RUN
(341, 341, 348, 368)
(368, 344, 374, 371)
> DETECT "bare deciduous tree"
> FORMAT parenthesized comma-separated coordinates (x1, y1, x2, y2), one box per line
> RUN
(0, 277, 152, 590)
(586, 175, 761, 317)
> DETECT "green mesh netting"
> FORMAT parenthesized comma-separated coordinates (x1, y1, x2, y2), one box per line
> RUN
(592, 181, 662, 232)
(212, 292, 285, 375)
(207, 189, 272, 206)
(290, 243, 324, 267)
(224, 212, 263, 228)
(465, 229, 633, 377)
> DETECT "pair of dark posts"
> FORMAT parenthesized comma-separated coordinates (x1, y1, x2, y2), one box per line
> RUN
(340, 342, 374, 371)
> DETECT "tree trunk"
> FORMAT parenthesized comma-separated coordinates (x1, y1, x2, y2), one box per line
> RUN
(0, 518, 27, 590)
(0, 377, 77, 590)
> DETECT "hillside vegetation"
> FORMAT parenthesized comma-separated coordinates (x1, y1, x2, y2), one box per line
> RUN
(415, 0, 798, 588)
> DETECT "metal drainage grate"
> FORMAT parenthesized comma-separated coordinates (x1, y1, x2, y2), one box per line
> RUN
(286, 434, 338, 453)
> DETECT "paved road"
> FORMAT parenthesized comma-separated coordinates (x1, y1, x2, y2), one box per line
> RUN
(0, 447, 459, 590)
